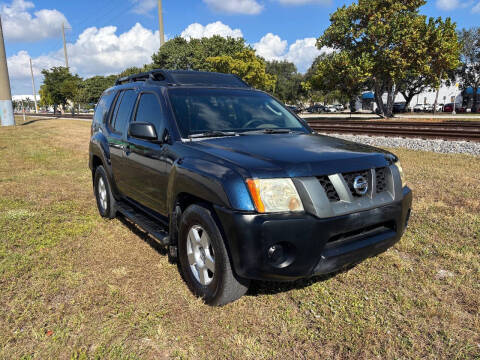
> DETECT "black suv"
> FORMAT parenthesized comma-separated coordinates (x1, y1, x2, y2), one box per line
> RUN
(89, 70, 412, 306)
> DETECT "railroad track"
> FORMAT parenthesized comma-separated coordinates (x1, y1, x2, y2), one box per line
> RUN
(307, 120, 480, 142)
(20, 113, 480, 142)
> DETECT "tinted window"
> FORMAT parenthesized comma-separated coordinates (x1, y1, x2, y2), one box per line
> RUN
(94, 91, 115, 124)
(168, 88, 308, 137)
(112, 90, 137, 133)
(134, 93, 164, 135)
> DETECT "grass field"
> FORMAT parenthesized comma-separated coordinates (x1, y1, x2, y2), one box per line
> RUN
(0, 118, 479, 359)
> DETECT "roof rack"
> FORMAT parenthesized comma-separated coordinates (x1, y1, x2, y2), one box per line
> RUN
(114, 69, 251, 88)
(115, 70, 168, 86)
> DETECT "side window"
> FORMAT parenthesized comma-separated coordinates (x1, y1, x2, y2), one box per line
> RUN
(134, 93, 165, 136)
(112, 90, 137, 134)
(94, 91, 115, 124)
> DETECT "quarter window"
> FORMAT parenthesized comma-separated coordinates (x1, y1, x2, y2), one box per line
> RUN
(94, 91, 115, 124)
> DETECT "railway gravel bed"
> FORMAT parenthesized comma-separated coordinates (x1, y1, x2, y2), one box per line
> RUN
(322, 133, 480, 156)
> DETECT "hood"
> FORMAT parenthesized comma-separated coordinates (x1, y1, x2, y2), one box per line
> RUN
(184, 133, 395, 178)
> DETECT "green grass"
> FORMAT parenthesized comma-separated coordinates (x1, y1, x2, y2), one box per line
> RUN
(0, 118, 479, 359)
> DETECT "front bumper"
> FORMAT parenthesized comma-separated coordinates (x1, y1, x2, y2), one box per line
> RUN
(215, 187, 412, 281)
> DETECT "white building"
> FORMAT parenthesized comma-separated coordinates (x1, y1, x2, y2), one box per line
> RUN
(356, 84, 464, 112)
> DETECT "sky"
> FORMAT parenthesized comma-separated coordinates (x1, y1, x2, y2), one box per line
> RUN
(1, 0, 479, 95)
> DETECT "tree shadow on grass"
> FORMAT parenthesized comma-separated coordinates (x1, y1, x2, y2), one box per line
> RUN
(116, 215, 168, 256)
(246, 264, 358, 296)
(20, 118, 55, 126)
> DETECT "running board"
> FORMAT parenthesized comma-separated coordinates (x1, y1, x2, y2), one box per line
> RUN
(117, 202, 170, 246)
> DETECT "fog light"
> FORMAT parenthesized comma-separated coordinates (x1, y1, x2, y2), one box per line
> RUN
(268, 244, 285, 264)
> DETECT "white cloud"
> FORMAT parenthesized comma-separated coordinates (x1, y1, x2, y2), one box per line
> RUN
(203, 0, 264, 14)
(131, 0, 157, 15)
(181, 21, 243, 40)
(7, 23, 160, 94)
(66, 23, 160, 77)
(255, 34, 332, 72)
(435, 0, 476, 10)
(0, 0, 69, 42)
(472, 1, 480, 12)
(275, 0, 331, 4)
(436, 0, 461, 10)
(7, 21, 326, 94)
(253, 33, 287, 59)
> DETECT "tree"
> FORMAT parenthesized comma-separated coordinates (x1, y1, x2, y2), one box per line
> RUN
(151, 36, 248, 71)
(206, 49, 276, 92)
(308, 52, 372, 111)
(78, 75, 117, 105)
(457, 27, 480, 111)
(266, 60, 303, 103)
(318, 0, 460, 117)
(396, 73, 433, 110)
(39, 67, 82, 114)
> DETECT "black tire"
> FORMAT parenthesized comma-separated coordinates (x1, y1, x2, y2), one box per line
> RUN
(94, 165, 117, 219)
(178, 204, 249, 306)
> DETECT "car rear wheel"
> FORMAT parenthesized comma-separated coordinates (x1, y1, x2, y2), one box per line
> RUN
(94, 165, 116, 219)
(178, 204, 249, 306)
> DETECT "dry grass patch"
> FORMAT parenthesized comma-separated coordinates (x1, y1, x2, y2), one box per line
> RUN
(0, 119, 479, 359)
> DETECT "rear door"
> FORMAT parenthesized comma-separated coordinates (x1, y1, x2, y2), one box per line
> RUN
(106, 89, 138, 196)
(124, 92, 168, 214)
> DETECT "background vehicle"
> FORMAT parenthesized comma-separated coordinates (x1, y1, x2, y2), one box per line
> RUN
(424, 104, 433, 112)
(443, 103, 466, 113)
(334, 104, 345, 111)
(89, 70, 412, 306)
(324, 105, 338, 113)
(306, 104, 325, 113)
(413, 104, 425, 112)
(286, 105, 302, 114)
(393, 102, 407, 113)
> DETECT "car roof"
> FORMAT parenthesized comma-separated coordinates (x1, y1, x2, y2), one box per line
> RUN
(113, 69, 251, 90)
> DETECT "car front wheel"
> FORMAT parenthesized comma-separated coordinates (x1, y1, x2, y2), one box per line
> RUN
(178, 204, 249, 306)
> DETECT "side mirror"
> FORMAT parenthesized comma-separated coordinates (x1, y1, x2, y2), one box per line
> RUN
(129, 122, 158, 141)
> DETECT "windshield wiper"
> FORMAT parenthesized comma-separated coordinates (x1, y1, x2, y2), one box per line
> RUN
(188, 131, 238, 139)
(239, 128, 294, 135)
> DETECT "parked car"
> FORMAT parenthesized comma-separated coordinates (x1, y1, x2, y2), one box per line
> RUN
(393, 102, 407, 113)
(334, 104, 345, 111)
(286, 105, 302, 114)
(413, 104, 425, 112)
(324, 105, 338, 113)
(443, 103, 466, 113)
(306, 105, 325, 113)
(89, 70, 412, 306)
(423, 104, 433, 112)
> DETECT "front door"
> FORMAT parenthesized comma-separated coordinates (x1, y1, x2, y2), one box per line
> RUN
(125, 92, 168, 215)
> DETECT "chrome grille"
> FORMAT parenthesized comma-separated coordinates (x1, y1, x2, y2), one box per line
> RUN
(318, 176, 340, 202)
(376, 167, 387, 193)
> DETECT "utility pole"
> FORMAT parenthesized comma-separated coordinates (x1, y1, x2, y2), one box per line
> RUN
(0, 16, 15, 126)
(62, 22, 69, 68)
(29, 58, 38, 113)
(158, 0, 165, 47)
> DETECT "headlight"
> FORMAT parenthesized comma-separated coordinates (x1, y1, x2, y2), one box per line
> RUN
(246, 178, 304, 213)
(395, 161, 407, 188)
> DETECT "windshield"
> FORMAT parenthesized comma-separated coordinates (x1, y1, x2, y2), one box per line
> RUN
(167, 88, 309, 138)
